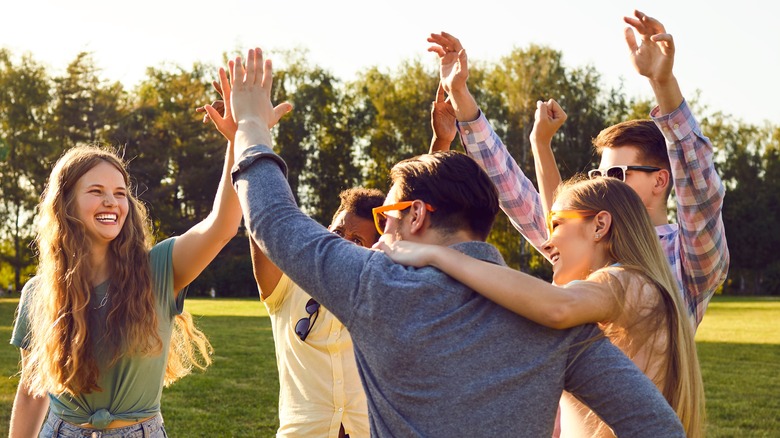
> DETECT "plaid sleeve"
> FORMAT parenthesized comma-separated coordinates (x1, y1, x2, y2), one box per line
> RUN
(457, 111, 548, 254)
(652, 100, 729, 326)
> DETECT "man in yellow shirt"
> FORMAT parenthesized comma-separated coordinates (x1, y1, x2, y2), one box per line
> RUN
(249, 188, 384, 438)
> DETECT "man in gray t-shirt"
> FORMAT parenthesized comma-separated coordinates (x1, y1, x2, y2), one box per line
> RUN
(224, 48, 685, 437)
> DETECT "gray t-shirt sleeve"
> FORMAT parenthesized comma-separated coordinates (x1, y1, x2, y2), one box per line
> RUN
(232, 145, 373, 327)
(563, 326, 685, 437)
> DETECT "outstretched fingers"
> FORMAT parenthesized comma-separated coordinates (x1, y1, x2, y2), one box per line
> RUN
(232, 56, 245, 89)
(458, 49, 469, 69)
(244, 48, 258, 85)
(624, 27, 640, 53)
(270, 102, 293, 129)
(262, 57, 273, 94)
(427, 32, 463, 57)
(638, 10, 666, 35)
(625, 10, 665, 38)
(217, 68, 233, 120)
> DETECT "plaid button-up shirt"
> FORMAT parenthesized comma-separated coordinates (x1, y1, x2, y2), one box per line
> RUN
(458, 100, 729, 329)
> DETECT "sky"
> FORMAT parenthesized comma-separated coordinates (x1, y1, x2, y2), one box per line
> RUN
(2, 1, 778, 125)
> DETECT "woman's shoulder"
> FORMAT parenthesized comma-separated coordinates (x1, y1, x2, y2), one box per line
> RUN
(21, 275, 41, 291)
(19, 276, 42, 301)
(601, 266, 663, 311)
(149, 237, 177, 260)
(597, 265, 648, 285)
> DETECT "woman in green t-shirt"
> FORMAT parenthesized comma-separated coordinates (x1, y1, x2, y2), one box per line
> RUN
(10, 136, 243, 436)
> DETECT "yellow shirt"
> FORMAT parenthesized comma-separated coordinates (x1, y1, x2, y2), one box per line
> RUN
(264, 274, 369, 438)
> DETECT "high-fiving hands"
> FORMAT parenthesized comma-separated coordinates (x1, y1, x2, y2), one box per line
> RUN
(205, 48, 292, 158)
(200, 66, 238, 142)
(198, 49, 293, 153)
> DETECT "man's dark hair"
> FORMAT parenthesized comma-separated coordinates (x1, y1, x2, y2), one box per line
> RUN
(592, 119, 671, 171)
(389, 151, 499, 241)
(331, 187, 386, 224)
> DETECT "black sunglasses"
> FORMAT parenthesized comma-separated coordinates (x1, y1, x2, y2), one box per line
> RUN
(587, 165, 661, 182)
(294, 298, 320, 341)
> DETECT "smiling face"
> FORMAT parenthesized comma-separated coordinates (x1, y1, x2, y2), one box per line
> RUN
(73, 161, 129, 247)
(543, 197, 599, 286)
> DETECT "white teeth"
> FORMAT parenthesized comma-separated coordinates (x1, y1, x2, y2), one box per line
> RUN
(96, 214, 117, 222)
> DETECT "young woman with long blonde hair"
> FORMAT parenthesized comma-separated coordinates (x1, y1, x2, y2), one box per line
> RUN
(10, 138, 243, 436)
(376, 177, 705, 438)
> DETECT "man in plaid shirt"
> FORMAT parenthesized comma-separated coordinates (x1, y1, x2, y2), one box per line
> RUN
(428, 10, 728, 329)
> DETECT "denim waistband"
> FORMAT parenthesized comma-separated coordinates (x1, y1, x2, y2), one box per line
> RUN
(41, 412, 165, 438)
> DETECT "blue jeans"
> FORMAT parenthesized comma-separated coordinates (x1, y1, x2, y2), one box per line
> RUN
(39, 412, 167, 438)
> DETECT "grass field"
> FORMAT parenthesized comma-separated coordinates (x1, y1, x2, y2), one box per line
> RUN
(1, 295, 778, 437)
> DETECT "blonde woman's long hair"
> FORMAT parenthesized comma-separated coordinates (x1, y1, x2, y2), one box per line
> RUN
(22, 145, 211, 397)
(558, 177, 704, 438)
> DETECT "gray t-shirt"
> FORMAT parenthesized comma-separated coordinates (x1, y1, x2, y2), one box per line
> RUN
(233, 145, 685, 437)
(11, 237, 185, 428)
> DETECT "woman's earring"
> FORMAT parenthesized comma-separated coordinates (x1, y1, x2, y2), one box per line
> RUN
(595, 233, 601, 240)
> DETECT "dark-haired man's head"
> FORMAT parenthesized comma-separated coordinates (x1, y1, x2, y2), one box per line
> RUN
(328, 187, 385, 248)
(380, 151, 499, 244)
(592, 119, 672, 225)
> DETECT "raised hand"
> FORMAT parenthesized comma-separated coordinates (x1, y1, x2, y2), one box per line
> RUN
(196, 80, 226, 124)
(624, 10, 675, 84)
(199, 65, 292, 144)
(202, 66, 238, 142)
(429, 82, 457, 153)
(529, 99, 565, 216)
(228, 48, 276, 156)
(427, 32, 468, 96)
(624, 10, 682, 114)
(426, 32, 479, 122)
(530, 99, 567, 147)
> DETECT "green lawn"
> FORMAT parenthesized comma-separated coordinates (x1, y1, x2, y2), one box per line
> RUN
(1, 296, 778, 437)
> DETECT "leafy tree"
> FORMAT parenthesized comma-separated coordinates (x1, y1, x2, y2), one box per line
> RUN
(49, 53, 126, 159)
(273, 51, 362, 224)
(2, 44, 777, 297)
(348, 60, 439, 191)
(706, 113, 780, 294)
(111, 63, 225, 239)
(0, 50, 53, 291)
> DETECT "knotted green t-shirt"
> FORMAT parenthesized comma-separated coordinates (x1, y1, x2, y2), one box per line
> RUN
(11, 237, 186, 428)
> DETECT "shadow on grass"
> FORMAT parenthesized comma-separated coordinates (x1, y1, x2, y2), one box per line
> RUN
(698, 341, 780, 438)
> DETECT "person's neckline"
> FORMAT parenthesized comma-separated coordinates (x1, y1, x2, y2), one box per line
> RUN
(94, 279, 110, 293)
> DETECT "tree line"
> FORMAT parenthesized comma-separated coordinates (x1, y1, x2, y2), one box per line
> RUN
(1, 46, 777, 296)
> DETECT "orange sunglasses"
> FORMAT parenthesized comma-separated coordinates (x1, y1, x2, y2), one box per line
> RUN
(546, 209, 597, 236)
(372, 201, 436, 235)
